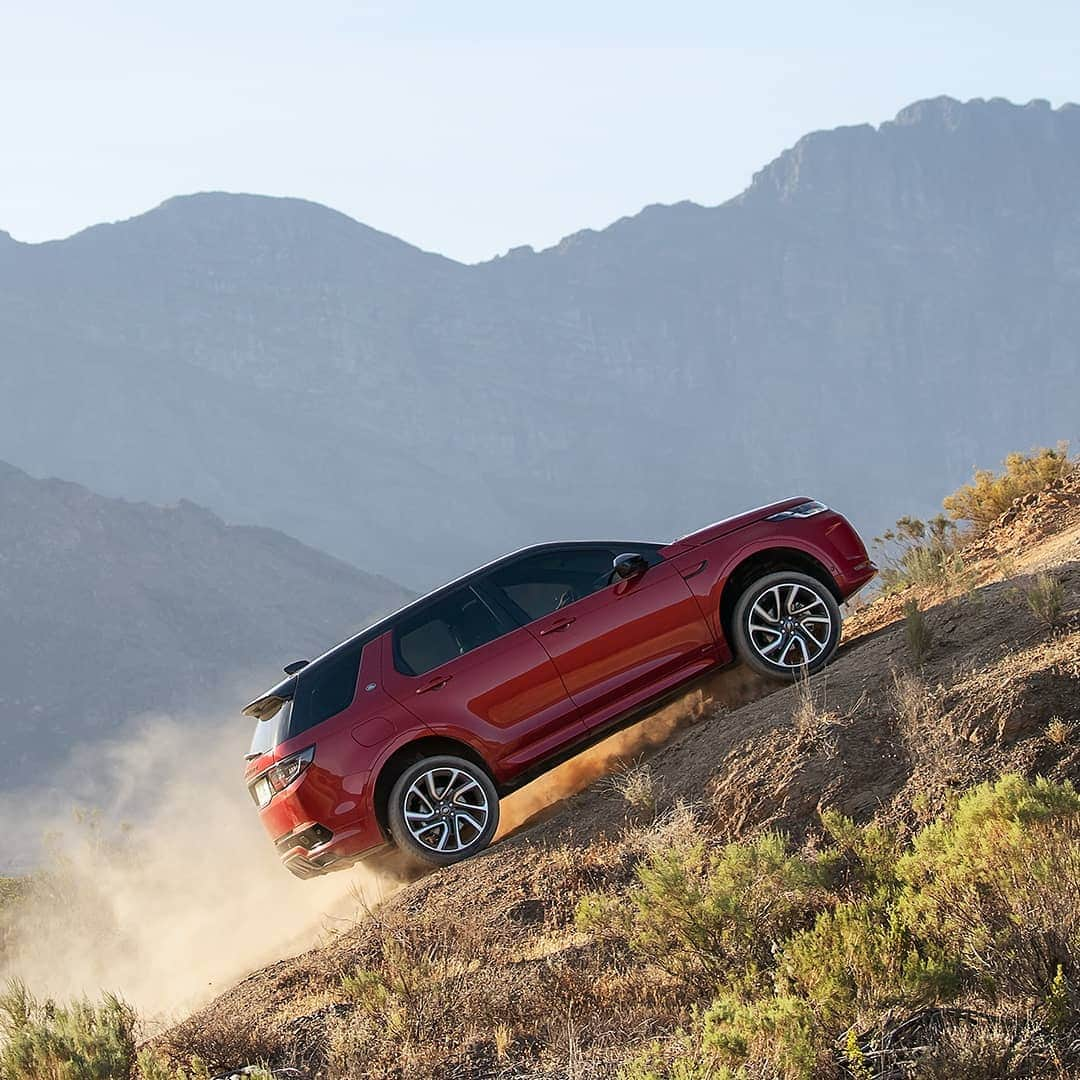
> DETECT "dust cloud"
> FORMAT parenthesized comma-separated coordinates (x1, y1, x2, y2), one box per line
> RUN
(0, 713, 396, 1024)
(497, 664, 776, 836)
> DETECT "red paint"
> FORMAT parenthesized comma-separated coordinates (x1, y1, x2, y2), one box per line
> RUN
(244, 499, 876, 877)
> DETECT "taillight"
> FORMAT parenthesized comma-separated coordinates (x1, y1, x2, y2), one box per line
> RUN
(251, 745, 315, 808)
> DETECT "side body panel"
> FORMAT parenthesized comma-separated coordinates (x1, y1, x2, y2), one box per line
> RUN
(525, 559, 718, 731)
(380, 619, 584, 784)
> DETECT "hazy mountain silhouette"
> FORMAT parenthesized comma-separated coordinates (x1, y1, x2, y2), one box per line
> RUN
(1, 96, 1078, 588)
(0, 461, 412, 788)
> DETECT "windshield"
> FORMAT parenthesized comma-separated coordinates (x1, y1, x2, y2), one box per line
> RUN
(247, 698, 293, 760)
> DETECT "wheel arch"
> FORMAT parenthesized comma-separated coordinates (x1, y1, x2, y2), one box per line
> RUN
(372, 735, 496, 840)
(718, 546, 841, 644)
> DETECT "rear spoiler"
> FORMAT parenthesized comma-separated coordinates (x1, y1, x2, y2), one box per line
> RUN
(242, 674, 297, 720)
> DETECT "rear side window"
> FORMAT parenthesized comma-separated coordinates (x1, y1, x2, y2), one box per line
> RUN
(287, 644, 363, 739)
(488, 548, 618, 622)
(395, 589, 504, 676)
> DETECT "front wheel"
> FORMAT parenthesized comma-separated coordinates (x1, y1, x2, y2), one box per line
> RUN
(387, 755, 500, 868)
(731, 571, 842, 680)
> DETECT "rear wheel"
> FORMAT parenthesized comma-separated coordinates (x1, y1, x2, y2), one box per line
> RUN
(387, 755, 500, 867)
(731, 570, 842, 680)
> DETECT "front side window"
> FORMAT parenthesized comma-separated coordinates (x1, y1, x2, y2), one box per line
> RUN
(395, 589, 505, 676)
(488, 548, 619, 622)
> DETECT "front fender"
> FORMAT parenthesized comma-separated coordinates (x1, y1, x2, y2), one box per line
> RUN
(670, 525, 846, 656)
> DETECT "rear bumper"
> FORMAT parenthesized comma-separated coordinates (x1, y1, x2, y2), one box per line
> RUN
(256, 762, 387, 879)
(274, 820, 389, 879)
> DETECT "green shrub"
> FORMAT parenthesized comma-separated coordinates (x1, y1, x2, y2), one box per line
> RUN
(819, 810, 903, 891)
(0, 980, 137, 1080)
(578, 834, 833, 990)
(700, 992, 823, 1080)
(942, 444, 1072, 531)
(619, 1029, 733, 1080)
(597, 777, 1080, 1079)
(778, 897, 959, 1023)
(898, 776, 1080, 1007)
(136, 1052, 215, 1080)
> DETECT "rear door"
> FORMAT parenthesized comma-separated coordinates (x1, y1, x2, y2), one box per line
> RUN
(485, 546, 717, 730)
(381, 585, 585, 778)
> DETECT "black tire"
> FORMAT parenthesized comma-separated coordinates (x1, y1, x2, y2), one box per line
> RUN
(387, 754, 500, 868)
(731, 570, 842, 681)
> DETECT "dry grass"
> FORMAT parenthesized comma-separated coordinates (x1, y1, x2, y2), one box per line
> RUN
(1048, 716, 1072, 746)
(889, 668, 945, 730)
(1025, 572, 1068, 630)
(600, 760, 663, 822)
(904, 598, 934, 666)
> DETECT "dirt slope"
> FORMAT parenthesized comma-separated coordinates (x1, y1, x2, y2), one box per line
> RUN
(164, 475, 1080, 1079)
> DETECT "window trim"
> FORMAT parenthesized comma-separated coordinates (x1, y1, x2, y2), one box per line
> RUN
(391, 584, 516, 677)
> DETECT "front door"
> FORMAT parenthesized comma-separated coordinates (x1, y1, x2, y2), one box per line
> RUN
(485, 546, 717, 729)
(381, 585, 585, 780)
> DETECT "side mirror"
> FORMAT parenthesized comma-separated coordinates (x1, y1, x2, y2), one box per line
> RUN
(613, 552, 649, 580)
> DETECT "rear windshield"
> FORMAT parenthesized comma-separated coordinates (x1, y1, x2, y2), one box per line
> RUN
(247, 642, 364, 758)
(248, 699, 293, 760)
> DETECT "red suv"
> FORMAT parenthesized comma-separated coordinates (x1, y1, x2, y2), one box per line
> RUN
(244, 499, 875, 876)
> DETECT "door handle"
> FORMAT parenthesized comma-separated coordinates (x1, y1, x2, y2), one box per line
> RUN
(416, 674, 453, 694)
(540, 617, 576, 636)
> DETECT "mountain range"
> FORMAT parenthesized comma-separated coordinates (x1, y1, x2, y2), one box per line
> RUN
(1, 94, 1078, 590)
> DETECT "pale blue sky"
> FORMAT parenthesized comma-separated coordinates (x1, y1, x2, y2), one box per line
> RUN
(2, 1, 1078, 262)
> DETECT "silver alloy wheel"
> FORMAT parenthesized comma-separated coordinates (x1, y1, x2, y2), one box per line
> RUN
(402, 766, 491, 854)
(746, 581, 834, 669)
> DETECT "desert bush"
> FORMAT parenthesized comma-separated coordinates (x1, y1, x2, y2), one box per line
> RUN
(604, 776, 1080, 1079)
(578, 834, 833, 991)
(820, 810, 904, 891)
(619, 1031, 719, 1080)
(153, 1009, 280, 1077)
(898, 776, 1080, 1010)
(873, 516, 961, 594)
(1022, 571, 1067, 630)
(1047, 716, 1071, 746)
(778, 897, 959, 1024)
(136, 1053, 217, 1080)
(788, 673, 844, 762)
(329, 906, 543, 1077)
(903, 598, 933, 665)
(0, 980, 137, 1080)
(701, 992, 823, 1080)
(942, 444, 1072, 532)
